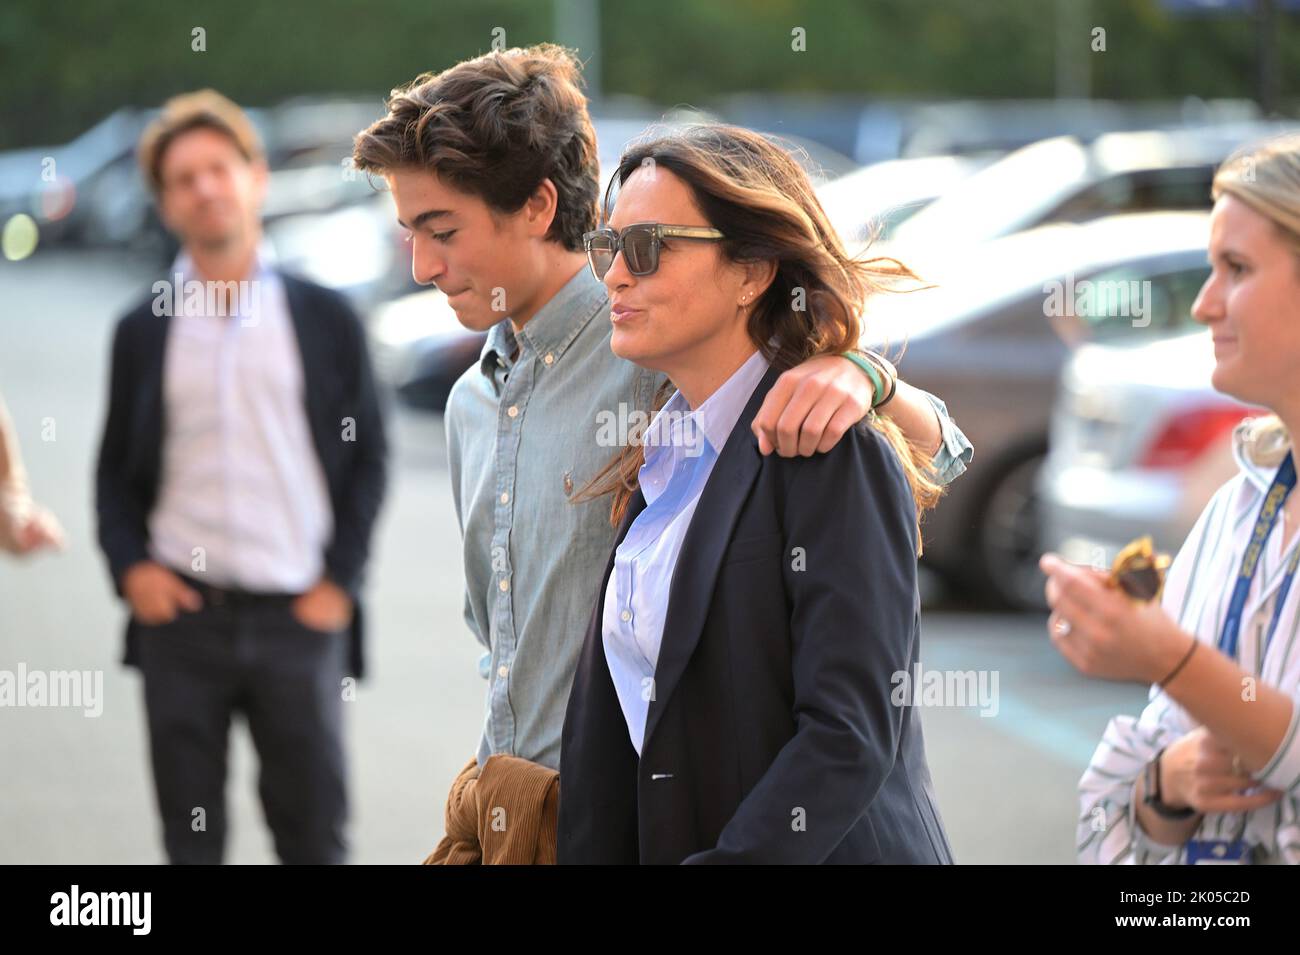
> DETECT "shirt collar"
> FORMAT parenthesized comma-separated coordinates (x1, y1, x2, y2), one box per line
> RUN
(478, 265, 607, 379)
(642, 349, 771, 464)
(167, 241, 279, 323)
(479, 319, 518, 379)
(171, 239, 278, 285)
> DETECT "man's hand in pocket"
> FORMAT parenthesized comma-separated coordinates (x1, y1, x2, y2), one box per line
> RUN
(123, 561, 202, 625)
(291, 578, 353, 632)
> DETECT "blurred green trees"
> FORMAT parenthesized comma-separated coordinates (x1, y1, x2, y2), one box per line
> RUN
(0, 0, 1292, 148)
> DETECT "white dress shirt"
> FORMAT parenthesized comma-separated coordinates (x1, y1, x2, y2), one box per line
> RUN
(1078, 418, 1300, 864)
(147, 246, 333, 592)
(601, 348, 770, 755)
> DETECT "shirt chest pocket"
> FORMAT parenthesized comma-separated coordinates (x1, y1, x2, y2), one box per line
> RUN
(722, 531, 786, 567)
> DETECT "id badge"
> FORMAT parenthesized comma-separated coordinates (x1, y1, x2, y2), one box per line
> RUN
(1186, 839, 1253, 864)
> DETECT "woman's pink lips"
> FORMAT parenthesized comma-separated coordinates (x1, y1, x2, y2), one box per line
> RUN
(610, 305, 642, 321)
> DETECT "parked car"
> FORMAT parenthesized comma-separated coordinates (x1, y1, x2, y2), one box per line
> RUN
(888, 123, 1296, 265)
(1, 97, 387, 261)
(816, 153, 993, 244)
(266, 194, 406, 311)
(0, 109, 152, 250)
(1038, 330, 1264, 576)
(367, 285, 487, 411)
(896, 97, 1261, 159)
(861, 210, 1212, 608)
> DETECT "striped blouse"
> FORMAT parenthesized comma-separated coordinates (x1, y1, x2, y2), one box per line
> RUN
(1078, 418, 1300, 865)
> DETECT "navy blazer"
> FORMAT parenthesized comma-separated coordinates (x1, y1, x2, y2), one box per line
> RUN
(94, 271, 388, 679)
(558, 362, 954, 864)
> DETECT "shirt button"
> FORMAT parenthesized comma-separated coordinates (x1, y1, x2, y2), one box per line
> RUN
(498, 665, 509, 678)
(499, 578, 510, 592)
(500, 492, 509, 504)
(620, 610, 632, 622)
(507, 405, 519, 418)
(544, 353, 554, 365)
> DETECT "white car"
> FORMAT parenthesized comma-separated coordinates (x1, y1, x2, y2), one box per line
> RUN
(815, 154, 991, 244)
(889, 123, 1296, 260)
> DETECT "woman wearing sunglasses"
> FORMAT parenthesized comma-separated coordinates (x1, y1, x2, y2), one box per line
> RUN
(1042, 134, 1300, 865)
(557, 125, 954, 864)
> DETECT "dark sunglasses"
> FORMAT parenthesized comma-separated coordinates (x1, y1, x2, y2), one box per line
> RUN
(582, 222, 726, 281)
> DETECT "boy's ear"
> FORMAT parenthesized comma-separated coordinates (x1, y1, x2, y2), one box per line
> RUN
(524, 177, 560, 237)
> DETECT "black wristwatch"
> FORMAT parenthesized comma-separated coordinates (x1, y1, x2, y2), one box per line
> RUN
(1143, 747, 1197, 820)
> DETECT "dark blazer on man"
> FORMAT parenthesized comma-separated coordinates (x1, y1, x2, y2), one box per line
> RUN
(558, 362, 954, 864)
(94, 271, 388, 679)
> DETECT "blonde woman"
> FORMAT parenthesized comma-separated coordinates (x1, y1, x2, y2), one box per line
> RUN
(1041, 133, 1300, 864)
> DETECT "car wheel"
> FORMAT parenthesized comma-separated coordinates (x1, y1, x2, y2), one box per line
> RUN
(965, 447, 1049, 611)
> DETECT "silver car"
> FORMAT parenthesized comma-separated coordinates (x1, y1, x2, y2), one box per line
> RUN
(865, 211, 1212, 608)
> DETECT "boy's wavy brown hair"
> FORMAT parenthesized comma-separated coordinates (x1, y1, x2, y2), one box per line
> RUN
(352, 43, 599, 251)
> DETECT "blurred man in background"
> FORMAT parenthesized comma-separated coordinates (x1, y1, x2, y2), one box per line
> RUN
(95, 90, 388, 864)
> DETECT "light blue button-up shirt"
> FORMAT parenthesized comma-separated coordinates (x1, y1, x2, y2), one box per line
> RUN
(601, 348, 771, 755)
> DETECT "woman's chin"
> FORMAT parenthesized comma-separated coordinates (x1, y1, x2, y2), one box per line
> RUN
(1210, 361, 1258, 408)
(1209, 354, 1234, 386)
(610, 329, 652, 366)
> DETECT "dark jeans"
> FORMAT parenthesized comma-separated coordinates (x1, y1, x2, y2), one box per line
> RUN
(136, 584, 349, 864)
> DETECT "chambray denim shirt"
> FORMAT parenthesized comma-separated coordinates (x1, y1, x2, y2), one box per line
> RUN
(445, 265, 973, 772)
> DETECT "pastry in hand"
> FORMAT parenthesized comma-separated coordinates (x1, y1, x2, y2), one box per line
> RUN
(1107, 536, 1171, 604)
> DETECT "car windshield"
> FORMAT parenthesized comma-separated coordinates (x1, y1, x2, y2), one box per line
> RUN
(816, 156, 978, 242)
(892, 136, 1091, 247)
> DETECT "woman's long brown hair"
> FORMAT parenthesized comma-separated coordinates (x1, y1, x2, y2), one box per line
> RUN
(575, 124, 944, 549)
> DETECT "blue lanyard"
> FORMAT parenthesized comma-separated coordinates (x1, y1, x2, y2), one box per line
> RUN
(1218, 452, 1299, 661)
